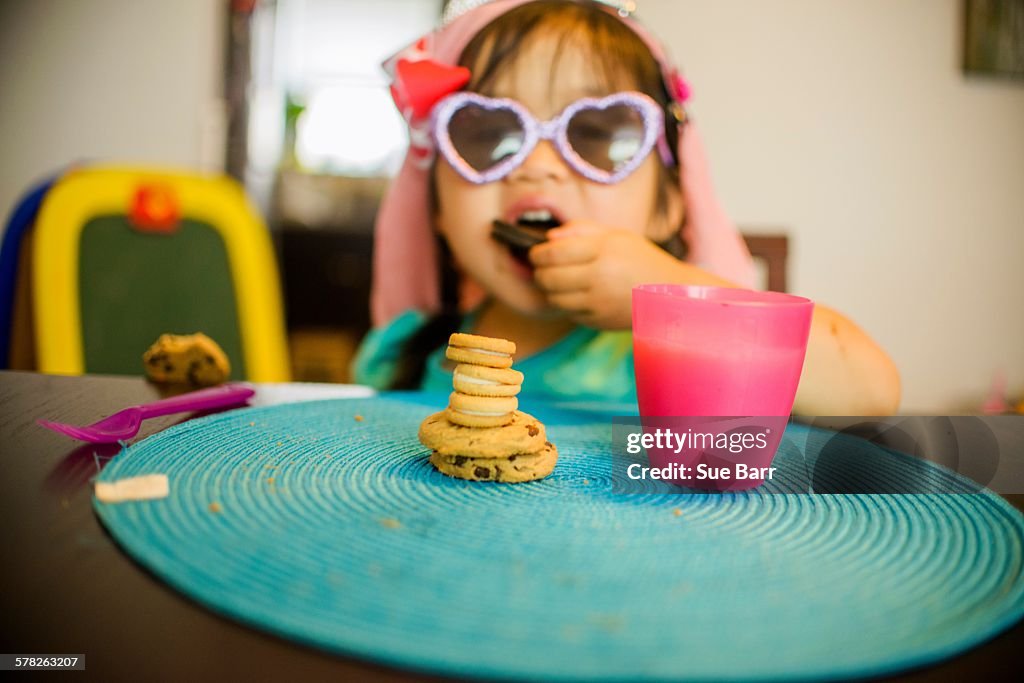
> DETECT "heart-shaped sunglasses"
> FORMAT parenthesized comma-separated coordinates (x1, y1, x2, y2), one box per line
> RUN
(431, 91, 674, 185)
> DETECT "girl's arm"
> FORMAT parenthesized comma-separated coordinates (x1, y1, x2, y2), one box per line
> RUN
(792, 305, 901, 415)
(531, 225, 901, 415)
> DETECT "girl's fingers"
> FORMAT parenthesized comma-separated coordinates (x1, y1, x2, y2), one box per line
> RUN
(532, 263, 592, 293)
(545, 290, 592, 315)
(529, 236, 598, 267)
(544, 224, 601, 240)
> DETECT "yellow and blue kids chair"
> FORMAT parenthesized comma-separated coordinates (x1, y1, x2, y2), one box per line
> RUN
(8, 165, 290, 381)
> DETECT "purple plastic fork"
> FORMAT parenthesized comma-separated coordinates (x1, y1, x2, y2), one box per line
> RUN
(38, 383, 256, 443)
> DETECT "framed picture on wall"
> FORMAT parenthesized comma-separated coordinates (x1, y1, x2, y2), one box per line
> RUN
(963, 0, 1024, 78)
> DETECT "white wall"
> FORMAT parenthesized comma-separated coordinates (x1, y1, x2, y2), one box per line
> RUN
(1, 0, 1021, 412)
(643, 0, 1024, 412)
(0, 0, 225, 217)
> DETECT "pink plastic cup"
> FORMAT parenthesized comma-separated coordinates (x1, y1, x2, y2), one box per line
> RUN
(632, 285, 814, 490)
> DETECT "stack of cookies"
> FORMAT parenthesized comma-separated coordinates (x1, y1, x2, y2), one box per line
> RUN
(418, 333, 557, 483)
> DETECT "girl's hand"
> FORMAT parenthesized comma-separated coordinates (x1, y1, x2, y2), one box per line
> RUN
(529, 221, 732, 329)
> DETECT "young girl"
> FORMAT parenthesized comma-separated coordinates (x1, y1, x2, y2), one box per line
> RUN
(353, 0, 901, 415)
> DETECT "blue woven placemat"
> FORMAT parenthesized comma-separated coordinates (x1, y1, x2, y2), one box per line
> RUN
(93, 394, 1024, 681)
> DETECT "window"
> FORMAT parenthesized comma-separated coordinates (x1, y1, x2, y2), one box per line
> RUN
(270, 0, 442, 176)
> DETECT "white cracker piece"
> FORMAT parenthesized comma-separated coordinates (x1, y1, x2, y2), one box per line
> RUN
(94, 474, 169, 503)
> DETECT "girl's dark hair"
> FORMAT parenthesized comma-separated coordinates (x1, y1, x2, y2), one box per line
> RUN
(389, 0, 683, 388)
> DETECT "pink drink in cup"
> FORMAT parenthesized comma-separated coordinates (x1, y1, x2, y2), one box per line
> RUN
(632, 285, 813, 490)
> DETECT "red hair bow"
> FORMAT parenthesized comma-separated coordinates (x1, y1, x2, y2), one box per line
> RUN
(390, 58, 471, 121)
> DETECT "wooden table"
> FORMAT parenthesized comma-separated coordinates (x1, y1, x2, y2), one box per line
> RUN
(1, 370, 1020, 680)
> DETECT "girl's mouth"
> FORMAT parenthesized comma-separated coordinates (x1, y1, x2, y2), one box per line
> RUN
(491, 211, 562, 271)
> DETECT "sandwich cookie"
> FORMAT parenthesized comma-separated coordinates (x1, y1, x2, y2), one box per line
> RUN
(446, 392, 518, 428)
(446, 333, 515, 369)
(429, 441, 558, 483)
(452, 364, 524, 397)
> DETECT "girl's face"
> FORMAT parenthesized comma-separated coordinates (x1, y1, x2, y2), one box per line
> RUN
(434, 33, 682, 316)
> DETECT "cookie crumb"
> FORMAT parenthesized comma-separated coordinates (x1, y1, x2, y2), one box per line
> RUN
(673, 508, 682, 517)
(94, 474, 169, 503)
(266, 477, 275, 485)
(354, 414, 365, 422)
(249, 421, 255, 427)
(590, 613, 625, 633)
(379, 517, 401, 529)
(582, 479, 590, 486)
(209, 502, 222, 513)
(276, 441, 283, 447)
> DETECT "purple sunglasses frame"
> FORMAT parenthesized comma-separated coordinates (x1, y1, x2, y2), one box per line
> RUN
(430, 91, 673, 185)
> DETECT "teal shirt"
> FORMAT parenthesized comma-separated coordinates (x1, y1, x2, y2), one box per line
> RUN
(352, 309, 638, 407)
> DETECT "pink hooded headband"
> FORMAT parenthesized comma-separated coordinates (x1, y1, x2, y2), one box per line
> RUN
(371, 0, 756, 327)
